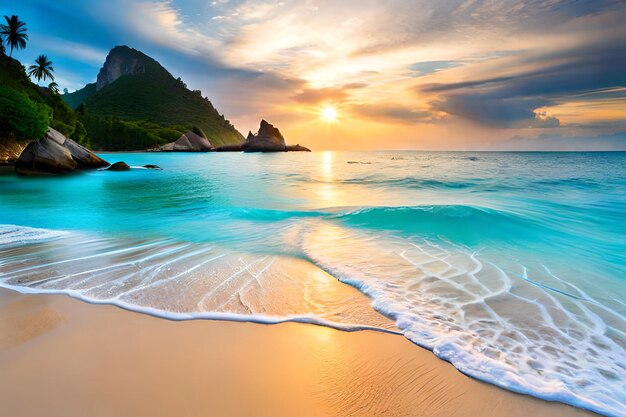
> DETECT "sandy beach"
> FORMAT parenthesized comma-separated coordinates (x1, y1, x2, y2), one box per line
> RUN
(0, 288, 595, 417)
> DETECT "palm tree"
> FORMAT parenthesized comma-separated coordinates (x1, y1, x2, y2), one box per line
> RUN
(0, 15, 28, 57)
(48, 82, 59, 94)
(28, 54, 54, 83)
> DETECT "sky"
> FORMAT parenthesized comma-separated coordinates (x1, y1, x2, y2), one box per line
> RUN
(3, 0, 626, 150)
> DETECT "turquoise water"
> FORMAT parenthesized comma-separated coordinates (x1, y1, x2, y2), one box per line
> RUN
(0, 151, 625, 415)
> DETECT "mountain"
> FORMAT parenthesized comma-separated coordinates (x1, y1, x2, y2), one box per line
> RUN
(63, 46, 244, 150)
(63, 82, 95, 109)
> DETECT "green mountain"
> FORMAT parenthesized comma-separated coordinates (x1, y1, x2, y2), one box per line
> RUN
(63, 46, 244, 150)
(63, 82, 96, 109)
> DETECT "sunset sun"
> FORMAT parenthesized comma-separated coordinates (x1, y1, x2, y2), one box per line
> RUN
(321, 106, 338, 123)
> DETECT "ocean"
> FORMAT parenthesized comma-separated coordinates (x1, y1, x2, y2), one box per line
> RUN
(0, 151, 624, 416)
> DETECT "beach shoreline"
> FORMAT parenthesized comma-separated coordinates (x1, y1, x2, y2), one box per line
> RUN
(0, 288, 596, 417)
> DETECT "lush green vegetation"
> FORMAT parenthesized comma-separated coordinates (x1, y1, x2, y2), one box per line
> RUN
(0, 48, 88, 145)
(64, 46, 244, 149)
(79, 110, 190, 151)
(0, 85, 50, 139)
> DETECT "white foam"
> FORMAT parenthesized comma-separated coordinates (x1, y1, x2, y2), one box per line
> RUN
(300, 223, 626, 417)
(0, 280, 398, 334)
(0, 224, 68, 247)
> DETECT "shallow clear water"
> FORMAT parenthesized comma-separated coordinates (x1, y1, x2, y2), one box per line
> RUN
(0, 151, 624, 416)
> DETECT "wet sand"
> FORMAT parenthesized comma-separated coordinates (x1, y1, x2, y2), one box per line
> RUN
(0, 288, 595, 417)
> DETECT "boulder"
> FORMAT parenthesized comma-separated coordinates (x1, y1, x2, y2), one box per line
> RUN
(15, 136, 77, 175)
(105, 161, 131, 171)
(143, 164, 162, 170)
(157, 130, 213, 152)
(184, 131, 213, 151)
(14, 128, 109, 175)
(46, 128, 67, 145)
(63, 137, 109, 168)
(173, 135, 194, 151)
(243, 120, 286, 152)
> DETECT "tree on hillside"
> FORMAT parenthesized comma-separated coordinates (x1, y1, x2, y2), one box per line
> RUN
(28, 54, 54, 83)
(0, 15, 28, 57)
(48, 82, 59, 94)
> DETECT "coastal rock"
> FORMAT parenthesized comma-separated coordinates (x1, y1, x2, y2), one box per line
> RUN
(63, 137, 110, 168)
(14, 128, 109, 175)
(156, 130, 213, 152)
(105, 161, 131, 171)
(46, 128, 67, 145)
(143, 164, 162, 170)
(172, 135, 194, 151)
(15, 135, 77, 175)
(243, 120, 286, 152)
(214, 143, 244, 152)
(285, 144, 311, 152)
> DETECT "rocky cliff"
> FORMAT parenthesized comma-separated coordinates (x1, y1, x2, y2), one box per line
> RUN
(96, 46, 147, 90)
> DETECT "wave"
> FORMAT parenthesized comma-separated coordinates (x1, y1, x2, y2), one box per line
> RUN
(312, 176, 484, 190)
(0, 280, 398, 335)
(299, 226, 626, 417)
(0, 225, 68, 246)
(332, 205, 542, 244)
(0, 224, 624, 417)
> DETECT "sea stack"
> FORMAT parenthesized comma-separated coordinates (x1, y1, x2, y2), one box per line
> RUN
(215, 120, 310, 152)
(243, 120, 287, 152)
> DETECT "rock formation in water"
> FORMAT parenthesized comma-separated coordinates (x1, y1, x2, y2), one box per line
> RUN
(154, 130, 213, 152)
(285, 144, 311, 152)
(215, 120, 310, 152)
(243, 120, 287, 152)
(104, 161, 131, 171)
(15, 128, 109, 175)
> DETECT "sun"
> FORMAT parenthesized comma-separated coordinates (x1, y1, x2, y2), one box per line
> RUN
(321, 105, 338, 123)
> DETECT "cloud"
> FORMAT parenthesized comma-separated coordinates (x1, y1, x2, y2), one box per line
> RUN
(351, 104, 432, 124)
(423, 31, 626, 128)
(31, 36, 107, 65)
(291, 83, 367, 105)
(495, 131, 626, 151)
(408, 61, 462, 77)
